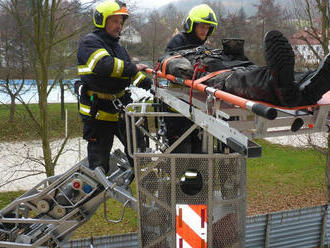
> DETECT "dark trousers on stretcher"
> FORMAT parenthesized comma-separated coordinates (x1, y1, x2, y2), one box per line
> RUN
(207, 65, 316, 107)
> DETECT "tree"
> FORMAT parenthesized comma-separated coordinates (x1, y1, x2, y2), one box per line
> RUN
(0, 7, 31, 122)
(293, 0, 330, 61)
(246, 0, 292, 64)
(221, 7, 248, 39)
(137, 10, 172, 63)
(51, 0, 90, 120)
(292, 0, 330, 202)
(162, 4, 185, 33)
(0, 0, 89, 177)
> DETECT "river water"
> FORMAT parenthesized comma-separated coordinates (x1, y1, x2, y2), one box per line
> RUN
(0, 84, 151, 104)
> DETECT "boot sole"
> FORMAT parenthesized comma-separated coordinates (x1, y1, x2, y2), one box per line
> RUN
(264, 30, 295, 71)
(264, 30, 297, 106)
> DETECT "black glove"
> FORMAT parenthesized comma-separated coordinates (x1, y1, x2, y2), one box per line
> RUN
(139, 77, 153, 91)
(121, 90, 133, 106)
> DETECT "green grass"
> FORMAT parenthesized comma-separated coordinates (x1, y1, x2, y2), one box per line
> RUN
(247, 139, 325, 197)
(71, 182, 138, 239)
(0, 103, 82, 142)
(0, 191, 25, 209)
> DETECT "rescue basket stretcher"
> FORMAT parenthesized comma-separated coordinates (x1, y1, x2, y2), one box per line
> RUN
(145, 67, 330, 157)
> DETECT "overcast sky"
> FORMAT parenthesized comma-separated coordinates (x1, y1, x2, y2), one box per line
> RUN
(134, 0, 178, 9)
(80, 0, 178, 9)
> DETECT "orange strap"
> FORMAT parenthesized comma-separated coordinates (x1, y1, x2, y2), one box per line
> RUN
(162, 55, 182, 75)
(193, 69, 231, 84)
(145, 67, 249, 109)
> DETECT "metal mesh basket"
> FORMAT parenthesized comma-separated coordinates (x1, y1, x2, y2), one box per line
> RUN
(135, 153, 246, 248)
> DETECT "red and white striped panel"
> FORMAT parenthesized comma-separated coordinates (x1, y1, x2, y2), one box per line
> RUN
(176, 204, 207, 248)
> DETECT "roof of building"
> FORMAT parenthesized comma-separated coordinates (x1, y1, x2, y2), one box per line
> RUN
(289, 29, 321, 45)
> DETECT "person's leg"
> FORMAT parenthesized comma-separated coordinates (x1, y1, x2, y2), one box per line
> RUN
(263, 30, 299, 106)
(191, 128, 203, 154)
(83, 120, 115, 174)
(164, 115, 194, 153)
(222, 65, 284, 105)
(115, 118, 136, 185)
(115, 118, 134, 167)
(297, 54, 330, 105)
(217, 30, 299, 106)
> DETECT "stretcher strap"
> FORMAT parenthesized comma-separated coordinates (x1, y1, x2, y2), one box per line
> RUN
(162, 55, 182, 75)
(190, 62, 206, 113)
(153, 62, 161, 94)
(192, 69, 231, 84)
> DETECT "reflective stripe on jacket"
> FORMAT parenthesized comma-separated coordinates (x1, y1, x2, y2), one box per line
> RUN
(79, 103, 120, 122)
(77, 29, 145, 94)
(77, 30, 144, 121)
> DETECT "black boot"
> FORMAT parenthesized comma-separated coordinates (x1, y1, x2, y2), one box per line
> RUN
(298, 54, 330, 105)
(264, 30, 298, 106)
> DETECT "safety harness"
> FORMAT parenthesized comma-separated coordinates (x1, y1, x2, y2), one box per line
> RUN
(76, 85, 126, 122)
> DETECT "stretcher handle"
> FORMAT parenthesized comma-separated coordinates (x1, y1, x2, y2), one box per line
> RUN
(212, 89, 277, 120)
(250, 103, 277, 120)
(145, 68, 278, 120)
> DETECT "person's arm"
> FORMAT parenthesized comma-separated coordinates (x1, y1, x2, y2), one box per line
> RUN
(78, 36, 138, 78)
(165, 33, 186, 52)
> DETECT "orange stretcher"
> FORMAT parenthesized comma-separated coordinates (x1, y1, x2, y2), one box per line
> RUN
(145, 67, 330, 140)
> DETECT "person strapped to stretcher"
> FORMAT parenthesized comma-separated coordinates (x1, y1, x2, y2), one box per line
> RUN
(162, 4, 330, 108)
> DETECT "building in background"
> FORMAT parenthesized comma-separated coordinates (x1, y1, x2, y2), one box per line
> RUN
(121, 26, 142, 44)
(290, 28, 328, 65)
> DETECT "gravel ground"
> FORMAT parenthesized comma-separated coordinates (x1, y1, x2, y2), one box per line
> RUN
(0, 137, 124, 192)
(247, 188, 327, 216)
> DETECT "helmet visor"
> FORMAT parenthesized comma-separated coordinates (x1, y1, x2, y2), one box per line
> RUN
(113, 0, 129, 16)
(195, 16, 218, 27)
(201, 12, 217, 24)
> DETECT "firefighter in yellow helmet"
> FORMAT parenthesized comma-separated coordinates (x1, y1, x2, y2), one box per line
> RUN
(165, 5, 330, 110)
(77, 0, 152, 177)
(163, 4, 218, 153)
(166, 4, 218, 51)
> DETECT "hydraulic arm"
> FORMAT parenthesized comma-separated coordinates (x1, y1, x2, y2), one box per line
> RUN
(0, 150, 136, 248)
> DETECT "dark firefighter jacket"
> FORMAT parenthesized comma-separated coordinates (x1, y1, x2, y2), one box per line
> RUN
(77, 29, 146, 122)
(165, 32, 206, 52)
(164, 32, 253, 79)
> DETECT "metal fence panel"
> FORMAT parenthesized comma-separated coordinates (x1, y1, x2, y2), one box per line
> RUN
(62, 233, 138, 248)
(65, 204, 330, 248)
(245, 205, 327, 248)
